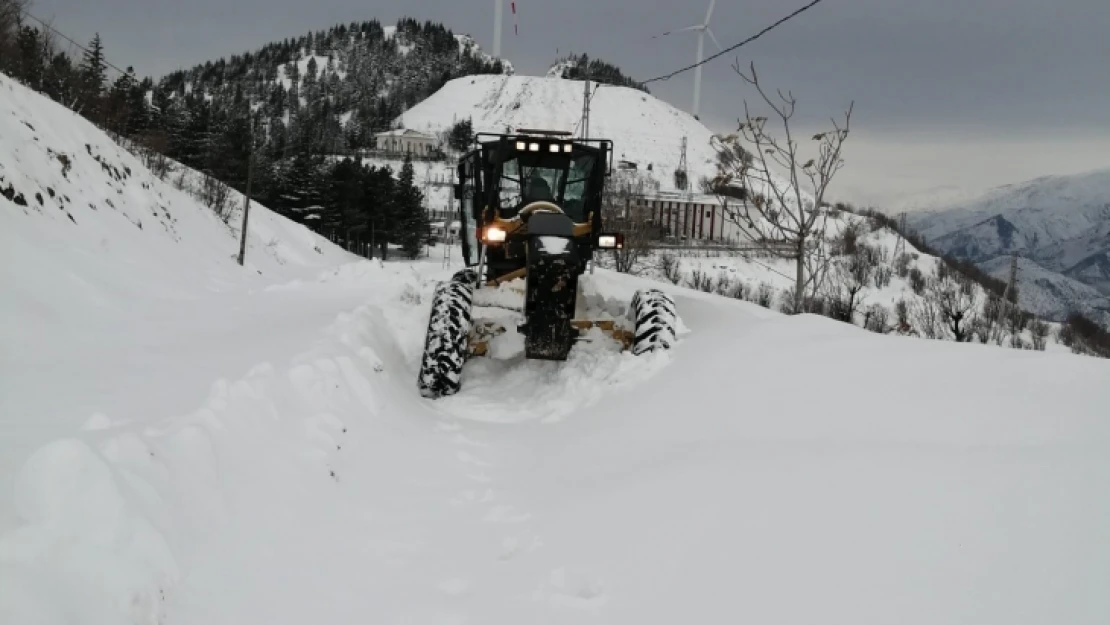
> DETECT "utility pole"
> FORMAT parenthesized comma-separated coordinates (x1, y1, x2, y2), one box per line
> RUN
(1006, 255, 1019, 305)
(678, 135, 689, 198)
(894, 211, 907, 258)
(237, 138, 255, 266)
(580, 73, 591, 139)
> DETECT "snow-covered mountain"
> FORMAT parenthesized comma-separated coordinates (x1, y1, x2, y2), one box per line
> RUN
(396, 74, 720, 195)
(158, 17, 510, 153)
(907, 168, 1110, 325)
(977, 256, 1110, 323)
(4, 68, 1110, 625)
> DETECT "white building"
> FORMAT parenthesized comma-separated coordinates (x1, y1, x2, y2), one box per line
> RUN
(374, 129, 438, 156)
(632, 191, 753, 244)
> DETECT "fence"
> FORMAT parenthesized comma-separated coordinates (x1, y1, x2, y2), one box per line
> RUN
(646, 239, 796, 259)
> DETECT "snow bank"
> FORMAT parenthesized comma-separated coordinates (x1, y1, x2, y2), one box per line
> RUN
(0, 438, 177, 624)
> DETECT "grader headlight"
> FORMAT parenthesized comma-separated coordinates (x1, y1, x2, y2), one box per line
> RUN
(597, 233, 624, 249)
(484, 225, 507, 243)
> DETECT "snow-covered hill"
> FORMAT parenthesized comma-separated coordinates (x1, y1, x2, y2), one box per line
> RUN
(274, 25, 512, 97)
(5, 68, 1110, 625)
(907, 168, 1110, 325)
(606, 207, 1079, 352)
(0, 70, 358, 527)
(396, 74, 720, 195)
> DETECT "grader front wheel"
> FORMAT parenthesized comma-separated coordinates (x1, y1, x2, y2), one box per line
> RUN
(417, 269, 477, 399)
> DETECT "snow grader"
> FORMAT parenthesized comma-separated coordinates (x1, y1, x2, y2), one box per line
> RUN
(417, 129, 679, 399)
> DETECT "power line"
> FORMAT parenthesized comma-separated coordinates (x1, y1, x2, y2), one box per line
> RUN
(572, 0, 825, 136)
(641, 0, 827, 86)
(18, 9, 135, 79)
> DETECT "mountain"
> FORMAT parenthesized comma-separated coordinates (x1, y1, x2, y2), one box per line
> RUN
(976, 256, 1110, 323)
(157, 17, 509, 152)
(907, 168, 1110, 326)
(396, 74, 718, 194)
(5, 64, 1110, 625)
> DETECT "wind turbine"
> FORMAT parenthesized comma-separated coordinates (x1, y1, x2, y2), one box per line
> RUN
(652, 0, 723, 120)
(492, 0, 518, 59)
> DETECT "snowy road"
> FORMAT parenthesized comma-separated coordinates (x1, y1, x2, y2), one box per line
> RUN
(4, 260, 1110, 625)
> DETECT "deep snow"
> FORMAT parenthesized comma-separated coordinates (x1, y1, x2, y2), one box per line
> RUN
(4, 71, 1110, 625)
(4, 251, 1110, 625)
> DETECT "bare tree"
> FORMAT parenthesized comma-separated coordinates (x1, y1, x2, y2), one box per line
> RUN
(199, 172, 233, 223)
(863, 303, 890, 334)
(911, 292, 944, 340)
(826, 246, 875, 323)
(602, 172, 658, 274)
(688, 268, 714, 292)
(1029, 319, 1050, 351)
(657, 252, 682, 284)
(133, 129, 171, 180)
(918, 265, 980, 342)
(709, 61, 853, 314)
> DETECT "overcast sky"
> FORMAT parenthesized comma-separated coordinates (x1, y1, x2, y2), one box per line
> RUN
(27, 0, 1110, 207)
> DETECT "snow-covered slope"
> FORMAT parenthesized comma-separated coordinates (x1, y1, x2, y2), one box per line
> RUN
(396, 74, 720, 194)
(0, 70, 357, 528)
(610, 208, 1076, 351)
(907, 168, 1110, 324)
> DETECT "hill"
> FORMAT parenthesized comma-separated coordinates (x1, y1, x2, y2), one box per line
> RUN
(157, 17, 509, 151)
(396, 74, 719, 195)
(907, 168, 1110, 326)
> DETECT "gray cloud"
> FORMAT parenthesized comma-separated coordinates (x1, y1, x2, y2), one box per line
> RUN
(28, 0, 1110, 204)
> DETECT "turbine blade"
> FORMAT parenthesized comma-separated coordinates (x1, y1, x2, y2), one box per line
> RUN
(651, 24, 702, 39)
(705, 0, 717, 25)
(706, 27, 724, 51)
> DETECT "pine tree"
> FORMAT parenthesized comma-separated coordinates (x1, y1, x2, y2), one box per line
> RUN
(15, 26, 47, 89)
(78, 33, 107, 122)
(395, 155, 429, 259)
(448, 117, 473, 152)
(365, 165, 396, 259)
(106, 67, 137, 135)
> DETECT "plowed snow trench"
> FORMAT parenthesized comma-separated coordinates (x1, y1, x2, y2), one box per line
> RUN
(1, 259, 674, 625)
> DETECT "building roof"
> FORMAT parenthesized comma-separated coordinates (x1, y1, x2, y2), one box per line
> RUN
(374, 128, 436, 139)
